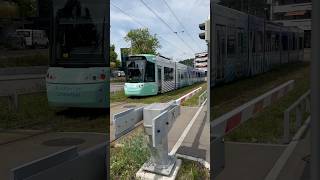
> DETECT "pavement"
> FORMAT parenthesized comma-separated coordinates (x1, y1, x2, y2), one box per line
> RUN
(216, 142, 286, 180)
(0, 131, 106, 180)
(215, 130, 311, 180)
(176, 104, 210, 162)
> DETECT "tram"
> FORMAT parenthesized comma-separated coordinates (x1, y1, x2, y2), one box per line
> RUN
(46, 0, 109, 108)
(124, 54, 206, 97)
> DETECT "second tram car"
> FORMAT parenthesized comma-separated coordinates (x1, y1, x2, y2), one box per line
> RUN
(124, 54, 206, 97)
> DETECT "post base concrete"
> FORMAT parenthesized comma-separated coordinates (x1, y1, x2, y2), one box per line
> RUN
(136, 159, 182, 180)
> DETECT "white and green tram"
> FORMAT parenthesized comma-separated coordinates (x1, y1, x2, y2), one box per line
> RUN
(46, 0, 109, 108)
(124, 54, 206, 97)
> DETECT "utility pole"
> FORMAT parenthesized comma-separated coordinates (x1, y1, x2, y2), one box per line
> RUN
(311, 0, 320, 179)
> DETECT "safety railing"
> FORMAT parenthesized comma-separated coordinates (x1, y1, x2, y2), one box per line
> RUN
(211, 80, 295, 178)
(198, 90, 208, 106)
(283, 90, 310, 144)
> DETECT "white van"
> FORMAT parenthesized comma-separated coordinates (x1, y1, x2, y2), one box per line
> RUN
(16, 29, 49, 48)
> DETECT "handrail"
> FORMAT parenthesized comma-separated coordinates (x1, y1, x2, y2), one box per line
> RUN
(283, 90, 310, 143)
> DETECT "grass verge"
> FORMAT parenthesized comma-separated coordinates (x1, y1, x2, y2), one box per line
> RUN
(182, 83, 207, 107)
(211, 62, 310, 143)
(111, 82, 206, 106)
(176, 159, 210, 180)
(0, 54, 48, 67)
(212, 62, 309, 119)
(0, 93, 108, 133)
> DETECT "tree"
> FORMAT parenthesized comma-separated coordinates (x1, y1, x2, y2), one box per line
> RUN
(179, 58, 194, 67)
(11, 0, 37, 17)
(110, 44, 118, 63)
(124, 28, 161, 55)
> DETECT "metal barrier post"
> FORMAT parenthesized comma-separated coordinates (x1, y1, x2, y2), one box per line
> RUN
(8, 93, 18, 112)
(295, 105, 302, 129)
(139, 102, 181, 177)
(113, 101, 182, 178)
(283, 110, 290, 144)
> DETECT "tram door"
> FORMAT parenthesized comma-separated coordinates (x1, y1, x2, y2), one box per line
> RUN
(157, 66, 162, 93)
(215, 25, 226, 83)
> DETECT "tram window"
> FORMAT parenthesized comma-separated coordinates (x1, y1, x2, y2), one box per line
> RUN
(282, 35, 288, 51)
(266, 31, 272, 52)
(227, 33, 236, 56)
(299, 37, 303, 50)
(256, 31, 263, 53)
(292, 34, 296, 50)
(238, 32, 244, 54)
(164, 67, 174, 81)
(145, 61, 155, 82)
(275, 34, 280, 50)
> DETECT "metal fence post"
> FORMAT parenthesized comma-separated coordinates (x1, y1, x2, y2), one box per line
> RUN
(296, 105, 302, 129)
(8, 93, 18, 112)
(283, 110, 290, 144)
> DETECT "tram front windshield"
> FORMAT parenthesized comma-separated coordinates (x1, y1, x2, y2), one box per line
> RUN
(126, 57, 146, 83)
(53, 0, 106, 66)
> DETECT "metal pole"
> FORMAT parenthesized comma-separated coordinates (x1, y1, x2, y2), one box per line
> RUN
(311, 0, 320, 179)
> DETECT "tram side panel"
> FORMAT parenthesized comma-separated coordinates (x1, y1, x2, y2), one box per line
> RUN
(156, 58, 176, 93)
(248, 15, 265, 76)
(265, 22, 282, 70)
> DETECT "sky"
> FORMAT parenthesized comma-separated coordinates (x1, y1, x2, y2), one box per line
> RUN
(110, 0, 210, 62)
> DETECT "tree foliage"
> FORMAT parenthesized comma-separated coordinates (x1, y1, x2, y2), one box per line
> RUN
(110, 44, 118, 62)
(179, 58, 194, 67)
(124, 28, 160, 55)
(11, 0, 37, 17)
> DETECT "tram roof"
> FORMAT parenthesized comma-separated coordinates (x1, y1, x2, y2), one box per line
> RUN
(129, 54, 157, 63)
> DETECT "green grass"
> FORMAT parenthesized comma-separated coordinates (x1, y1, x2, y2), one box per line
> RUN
(212, 62, 310, 119)
(0, 93, 108, 133)
(110, 128, 150, 179)
(111, 82, 206, 106)
(0, 54, 49, 67)
(212, 62, 310, 143)
(177, 159, 209, 180)
(182, 83, 207, 107)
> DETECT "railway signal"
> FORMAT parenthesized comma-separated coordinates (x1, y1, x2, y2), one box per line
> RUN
(199, 20, 210, 41)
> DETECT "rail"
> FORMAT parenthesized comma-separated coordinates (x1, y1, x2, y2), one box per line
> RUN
(283, 90, 310, 143)
(198, 90, 207, 106)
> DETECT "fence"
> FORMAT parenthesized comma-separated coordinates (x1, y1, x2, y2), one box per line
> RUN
(283, 90, 310, 143)
(198, 90, 207, 106)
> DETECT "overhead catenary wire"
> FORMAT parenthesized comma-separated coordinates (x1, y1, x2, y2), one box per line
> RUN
(139, 0, 196, 54)
(110, 2, 194, 58)
(161, 0, 202, 51)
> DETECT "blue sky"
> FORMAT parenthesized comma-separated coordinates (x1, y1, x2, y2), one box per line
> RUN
(110, 0, 210, 62)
